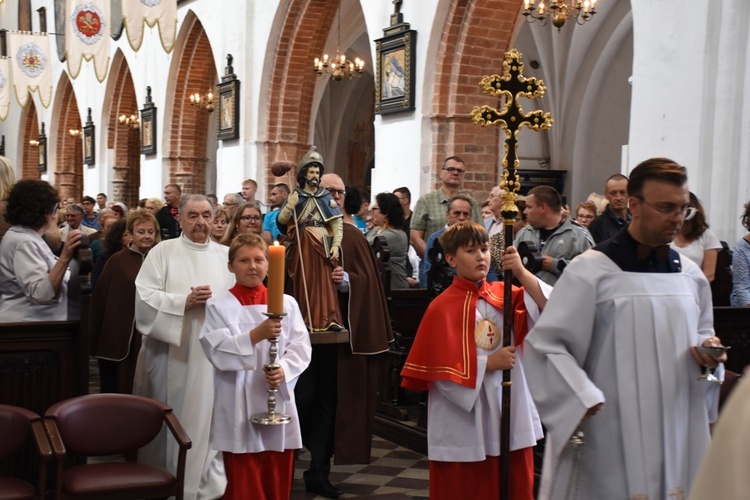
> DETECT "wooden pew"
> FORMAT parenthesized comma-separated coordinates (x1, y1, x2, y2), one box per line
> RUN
(371, 235, 431, 454)
(0, 243, 92, 484)
(713, 306, 750, 374)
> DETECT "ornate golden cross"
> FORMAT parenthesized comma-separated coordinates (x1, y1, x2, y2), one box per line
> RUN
(469, 48, 552, 500)
(470, 48, 553, 217)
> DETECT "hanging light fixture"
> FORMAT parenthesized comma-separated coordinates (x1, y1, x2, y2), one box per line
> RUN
(313, 2, 364, 81)
(119, 113, 141, 129)
(189, 91, 215, 112)
(523, 0, 598, 31)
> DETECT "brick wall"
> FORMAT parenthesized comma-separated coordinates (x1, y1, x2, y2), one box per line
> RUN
(108, 56, 141, 208)
(54, 76, 84, 202)
(164, 18, 216, 195)
(432, 0, 521, 200)
(21, 101, 40, 180)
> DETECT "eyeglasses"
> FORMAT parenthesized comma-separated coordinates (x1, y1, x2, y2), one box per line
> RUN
(328, 189, 346, 197)
(240, 215, 261, 222)
(443, 166, 466, 174)
(224, 202, 238, 207)
(635, 197, 697, 220)
(577, 214, 595, 220)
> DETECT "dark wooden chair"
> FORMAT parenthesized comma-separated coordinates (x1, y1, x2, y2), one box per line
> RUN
(0, 405, 52, 500)
(44, 394, 191, 500)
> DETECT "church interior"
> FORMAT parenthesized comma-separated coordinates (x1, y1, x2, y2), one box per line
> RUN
(1, 0, 750, 498)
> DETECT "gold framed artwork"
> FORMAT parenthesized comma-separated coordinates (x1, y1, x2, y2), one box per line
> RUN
(140, 86, 157, 155)
(375, 29, 416, 115)
(217, 54, 240, 141)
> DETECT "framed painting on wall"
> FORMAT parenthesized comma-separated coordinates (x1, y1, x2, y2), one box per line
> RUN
(217, 54, 240, 141)
(375, 29, 416, 115)
(140, 87, 157, 155)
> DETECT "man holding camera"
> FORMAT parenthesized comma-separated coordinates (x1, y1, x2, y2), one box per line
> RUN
(513, 185, 593, 285)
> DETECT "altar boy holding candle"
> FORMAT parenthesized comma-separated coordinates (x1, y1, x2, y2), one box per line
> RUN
(200, 233, 311, 499)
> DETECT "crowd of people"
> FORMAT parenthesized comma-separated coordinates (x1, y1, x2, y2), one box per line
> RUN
(0, 151, 747, 499)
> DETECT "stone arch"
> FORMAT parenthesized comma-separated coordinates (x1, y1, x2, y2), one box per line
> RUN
(20, 100, 41, 180)
(164, 11, 218, 195)
(429, 0, 525, 198)
(260, 0, 339, 186)
(53, 73, 83, 201)
(104, 50, 141, 207)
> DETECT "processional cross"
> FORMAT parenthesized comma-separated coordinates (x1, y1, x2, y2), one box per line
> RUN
(469, 48, 552, 500)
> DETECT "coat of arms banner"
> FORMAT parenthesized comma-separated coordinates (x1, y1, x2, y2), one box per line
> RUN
(7, 32, 53, 108)
(66, 0, 111, 82)
(0, 58, 10, 120)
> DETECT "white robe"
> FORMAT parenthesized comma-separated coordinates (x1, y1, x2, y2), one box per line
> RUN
(689, 368, 750, 500)
(428, 288, 548, 462)
(199, 293, 311, 453)
(133, 235, 235, 500)
(524, 250, 722, 500)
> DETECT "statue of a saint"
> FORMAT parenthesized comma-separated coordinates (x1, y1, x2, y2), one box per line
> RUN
(277, 149, 344, 332)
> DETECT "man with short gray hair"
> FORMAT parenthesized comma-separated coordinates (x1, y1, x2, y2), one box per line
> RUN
(134, 193, 234, 500)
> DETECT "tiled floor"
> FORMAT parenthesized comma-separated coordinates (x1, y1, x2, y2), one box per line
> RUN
(291, 436, 429, 499)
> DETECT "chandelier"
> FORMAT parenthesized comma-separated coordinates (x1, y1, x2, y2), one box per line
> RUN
(189, 91, 215, 112)
(119, 113, 140, 129)
(69, 129, 82, 138)
(313, 3, 364, 81)
(523, 0, 598, 31)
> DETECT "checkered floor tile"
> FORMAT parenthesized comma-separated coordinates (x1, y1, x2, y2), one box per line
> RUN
(291, 436, 429, 499)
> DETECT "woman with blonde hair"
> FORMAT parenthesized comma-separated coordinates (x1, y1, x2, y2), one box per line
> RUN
(211, 206, 230, 243)
(0, 156, 18, 243)
(144, 197, 164, 216)
(221, 202, 263, 245)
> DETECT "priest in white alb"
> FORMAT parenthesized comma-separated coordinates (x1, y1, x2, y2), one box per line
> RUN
(133, 194, 235, 500)
(524, 158, 727, 500)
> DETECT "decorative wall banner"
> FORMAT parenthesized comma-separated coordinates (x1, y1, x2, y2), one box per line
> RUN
(66, 0, 111, 82)
(7, 32, 53, 108)
(0, 58, 9, 121)
(122, 0, 178, 54)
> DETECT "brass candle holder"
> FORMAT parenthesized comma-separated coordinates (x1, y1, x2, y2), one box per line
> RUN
(251, 312, 292, 425)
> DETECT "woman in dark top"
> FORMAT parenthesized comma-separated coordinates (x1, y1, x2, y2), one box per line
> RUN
(365, 192, 410, 289)
(91, 220, 131, 288)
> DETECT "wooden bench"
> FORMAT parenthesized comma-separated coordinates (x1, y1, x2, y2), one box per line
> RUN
(0, 244, 92, 484)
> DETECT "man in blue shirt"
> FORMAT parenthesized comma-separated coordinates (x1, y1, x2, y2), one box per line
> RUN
(261, 183, 290, 243)
(80, 196, 100, 230)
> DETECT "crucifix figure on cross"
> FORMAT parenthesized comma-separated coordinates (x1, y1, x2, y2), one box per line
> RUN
(469, 47, 552, 500)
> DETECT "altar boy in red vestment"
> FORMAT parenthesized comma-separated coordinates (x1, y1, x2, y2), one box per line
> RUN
(200, 233, 311, 499)
(401, 221, 550, 500)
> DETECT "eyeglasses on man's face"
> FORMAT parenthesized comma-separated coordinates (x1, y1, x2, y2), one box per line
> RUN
(635, 196, 697, 220)
(577, 213, 595, 220)
(328, 189, 346, 197)
(240, 215, 261, 222)
(443, 166, 466, 175)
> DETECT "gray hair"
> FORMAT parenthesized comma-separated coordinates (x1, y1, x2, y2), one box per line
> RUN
(179, 194, 214, 216)
(224, 193, 243, 205)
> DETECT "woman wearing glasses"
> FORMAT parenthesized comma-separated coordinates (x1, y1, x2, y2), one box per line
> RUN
(366, 193, 410, 289)
(574, 201, 597, 229)
(222, 203, 263, 245)
(669, 192, 721, 282)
